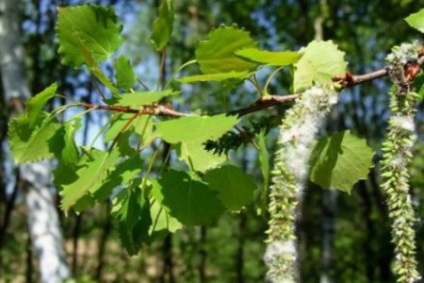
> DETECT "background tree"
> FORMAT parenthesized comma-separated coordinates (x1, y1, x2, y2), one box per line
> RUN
(0, 0, 70, 282)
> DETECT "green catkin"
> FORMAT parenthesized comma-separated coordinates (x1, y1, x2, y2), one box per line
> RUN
(382, 42, 421, 283)
(264, 85, 339, 282)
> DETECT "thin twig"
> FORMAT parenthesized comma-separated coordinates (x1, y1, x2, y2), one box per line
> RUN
(109, 112, 140, 150)
(231, 94, 298, 117)
(93, 80, 107, 101)
(137, 79, 150, 91)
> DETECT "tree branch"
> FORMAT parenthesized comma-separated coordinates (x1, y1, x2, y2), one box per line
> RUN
(232, 54, 424, 117)
(77, 53, 424, 118)
(78, 102, 192, 117)
(230, 94, 298, 116)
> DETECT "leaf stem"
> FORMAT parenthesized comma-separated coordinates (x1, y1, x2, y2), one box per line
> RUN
(247, 75, 263, 96)
(164, 59, 197, 89)
(264, 67, 285, 95)
(136, 115, 153, 151)
(141, 147, 160, 194)
(109, 111, 140, 150)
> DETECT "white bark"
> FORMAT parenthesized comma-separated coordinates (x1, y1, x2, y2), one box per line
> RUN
(0, 0, 71, 282)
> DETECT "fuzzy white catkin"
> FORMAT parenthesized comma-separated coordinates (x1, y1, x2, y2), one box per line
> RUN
(280, 86, 338, 186)
(264, 85, 339, 282)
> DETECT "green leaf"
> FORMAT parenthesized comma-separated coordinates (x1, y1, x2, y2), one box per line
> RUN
(54, 154, 95, 212)
(150, 0, 174, 51)
(178, 142, 226, 172)
(149, 193, 182, 239)
(257, 131, 269, 214)
(73, 195, 96, 212)
(72, 31, 118, 95)
(157, 114, 237, 171)
(405, 9, 424, 33)
(94, 155, 143, 201)
(115, 90, 178, 107)
(104, 114, 137, 156)
(235, 48, 302, 66)
(151, 170, 225, 226)
(115, 55, 136, 90)
(309, 131, 374, 194)
(412, 70, 424, 99)
(9, 114, 61, 163)
(57, 4, 123, 67)
(26, 83, 57, 127)
(293, 40, 346, 92)
(204, 165, 257, 211)
(178, 71, 251, 83)
(105, 114, 132, 142)
(54, 154, 141, 211)
(60, 148, 120, 212)
(133, 116, 157, 147)
(55, 118, 81, 165)
(156, 114, 238, 144)
(196, 26, 258, 74)
(112, 179, 152, 255)
(115, 131, 137, 156)
(105, 114, 157, 150)
(257, 131, 270, 189)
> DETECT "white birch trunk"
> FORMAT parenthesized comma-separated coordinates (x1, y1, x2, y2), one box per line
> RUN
(0, 0, 71, 282)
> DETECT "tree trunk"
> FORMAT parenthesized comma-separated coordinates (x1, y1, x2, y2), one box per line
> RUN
(0, 0, 71, 282)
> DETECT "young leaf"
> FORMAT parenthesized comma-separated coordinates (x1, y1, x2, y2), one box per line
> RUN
(309, 131, 374, 194)
(405, 9, 424, 33)
(156, 114, 239, 144)
(293, 40, 346, 92)
(60, 148, 120, 212)
(178, 142, 227, 172)
(150, 0, 175, 51)
(235, 48, 302, 66)
(115, 90, 178, 107)
(178, 71, 251, 83)
(196, 26, 258, 74)
(204, 165, 257, 211)
(115, 55, 136, 90)
(26, 83, 57, 127)
(151, 170, 225, 226)
(9, 114, 62, 163)
(112, 179, 152, 255)
(57, 4, 123, 67)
